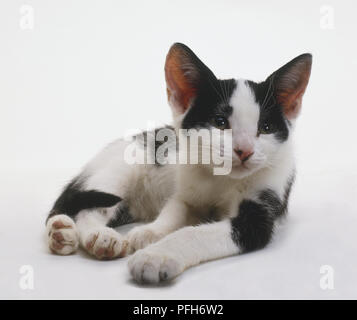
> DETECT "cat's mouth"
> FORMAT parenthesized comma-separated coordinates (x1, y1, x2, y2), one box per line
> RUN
(233, 163, 251, 171)
(229, 160, 262, 178)
(231, 159, 251, 170)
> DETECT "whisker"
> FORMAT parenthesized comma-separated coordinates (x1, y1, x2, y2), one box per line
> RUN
(261, 74, 276, 110)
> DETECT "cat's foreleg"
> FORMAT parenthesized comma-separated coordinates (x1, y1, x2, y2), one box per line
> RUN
(128, 200, 277, 283)
(126, 197, 188, 253)
(128, 220, 238, 283)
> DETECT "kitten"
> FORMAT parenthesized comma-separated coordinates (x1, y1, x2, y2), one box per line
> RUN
(46, 43, 312, 283)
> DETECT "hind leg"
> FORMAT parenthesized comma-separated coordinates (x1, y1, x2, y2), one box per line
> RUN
(47, 214, 79, 255)
(46, 139, 136, 257)
(76, 207, 128, 260)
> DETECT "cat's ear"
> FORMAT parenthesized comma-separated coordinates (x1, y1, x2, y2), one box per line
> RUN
(268, 53, 312, 120)
(165, 43, 217, 115)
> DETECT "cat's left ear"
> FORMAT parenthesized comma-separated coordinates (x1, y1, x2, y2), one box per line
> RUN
(268, 53, 312, 120)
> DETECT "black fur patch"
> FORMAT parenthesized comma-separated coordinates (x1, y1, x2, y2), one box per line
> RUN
(258, 189, 283, 217)
(246, 80, 289, 142)
(181, 79, 236, 130)
(231, 173, 295, 253)
(106, 201, 134, 228)
(46, 177, 121, 223)
(231, 200, 275, 253)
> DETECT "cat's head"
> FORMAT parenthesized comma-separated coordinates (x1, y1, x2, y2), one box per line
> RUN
(165, 43, 312, 178)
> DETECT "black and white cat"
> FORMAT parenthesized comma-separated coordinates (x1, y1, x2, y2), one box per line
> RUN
(46, 43, 312, 283)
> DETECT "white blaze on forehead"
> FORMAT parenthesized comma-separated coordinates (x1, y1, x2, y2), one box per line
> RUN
(228, 79, 260, 150)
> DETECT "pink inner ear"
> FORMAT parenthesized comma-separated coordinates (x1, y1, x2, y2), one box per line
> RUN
(277, 86, 305, 119)
(165, 48, 197, 114)
(277, 71, 311, 120)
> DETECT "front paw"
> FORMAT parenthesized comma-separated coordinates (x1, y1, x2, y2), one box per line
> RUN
(126, 226, 164, 253)
(128, 249, 184, 283)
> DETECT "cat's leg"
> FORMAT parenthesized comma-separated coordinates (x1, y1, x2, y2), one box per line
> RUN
(75, 206, 129, 259)
(128, 199, 277, 283)
(47, 214, 80, 255)
(46, 179, 124, 256)
(126, 197, 189, 253)
(128, 220, 238, 283)
(46, 139, 136, 256)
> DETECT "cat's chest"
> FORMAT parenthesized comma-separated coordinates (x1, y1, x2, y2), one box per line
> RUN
(178, 166, 251, 217)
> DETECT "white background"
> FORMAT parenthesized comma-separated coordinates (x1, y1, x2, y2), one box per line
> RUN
(0, 0, 356, 299)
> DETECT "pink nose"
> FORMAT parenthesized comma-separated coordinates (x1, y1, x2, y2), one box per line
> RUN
(234, 148, 254, 163)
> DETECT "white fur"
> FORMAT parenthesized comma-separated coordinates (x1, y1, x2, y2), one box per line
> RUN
(128, 220, 239, 283)
(126, 197, 188, 253)
(75, 209, 127, 259)
(47, 215, 79, 255)
(230, 79, 260, 143)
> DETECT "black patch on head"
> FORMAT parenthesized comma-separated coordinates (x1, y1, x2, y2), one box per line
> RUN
(246, 80, 289, 142)
(181, 79, 236, 130)
(46, 177, 121, 223)
(106, 201, 134, 228)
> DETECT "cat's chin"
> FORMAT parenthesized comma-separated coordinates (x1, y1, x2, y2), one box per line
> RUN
(228, 165, 261, 179)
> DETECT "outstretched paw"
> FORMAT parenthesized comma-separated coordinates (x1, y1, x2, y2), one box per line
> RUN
(82, 227, 127, 260)
(47, 215, 79, 255)
(126, 226, 163, 254)
(128, 249, 184, 283)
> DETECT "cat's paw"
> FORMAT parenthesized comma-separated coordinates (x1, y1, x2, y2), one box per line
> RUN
(126, 226, 163, 253)
(47, 215, 79, 255)
(128, 249, 184, 283)
(82, 227, 127, 260)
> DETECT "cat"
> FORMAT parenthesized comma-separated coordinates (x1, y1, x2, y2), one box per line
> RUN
(46, 43, 312, 283)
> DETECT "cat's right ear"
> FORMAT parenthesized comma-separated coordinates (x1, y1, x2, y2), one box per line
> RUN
(165, 43, 216, 115)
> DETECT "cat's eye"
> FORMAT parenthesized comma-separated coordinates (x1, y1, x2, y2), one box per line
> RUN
(213, 116, 229, 129)
(259, 122, 274, 135)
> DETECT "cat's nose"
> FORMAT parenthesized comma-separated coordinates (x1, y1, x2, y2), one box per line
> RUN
(234, 148, 254, 163)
